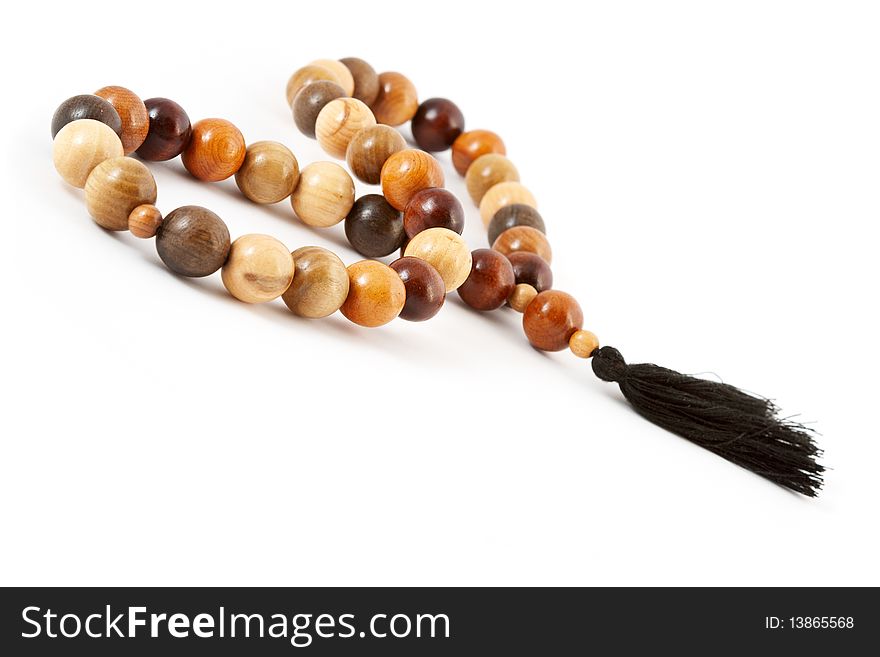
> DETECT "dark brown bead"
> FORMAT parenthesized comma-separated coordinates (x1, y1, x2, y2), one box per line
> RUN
(156, 205, 231, 277)
(340, 57, 380, 106)
(487, 204, 546, 245)
(411, 98, 465, 152)
(522, 290, 583, 351)
(389, 257, 446, 322)
(51, 94, 122, 139)
(457, 248, 515, 311)
(403, 188, 464, 239)
(292, 80, 346, 138)
(344, 194, 405, 257)
(136, 98, 192, 161)
(507, 251, 553, 292)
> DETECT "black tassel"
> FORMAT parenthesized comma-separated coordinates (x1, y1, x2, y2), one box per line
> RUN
(591, 346, 823, 496)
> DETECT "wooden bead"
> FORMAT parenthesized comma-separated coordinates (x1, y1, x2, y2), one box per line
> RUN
(136, 98, 192, 161)
(292, 80, 346, 138)
(84, 157, 158, 231)
(344, 194, 405, 257)
(411, 98, 465, 152)
(465, 154, 519, 205)
(403, 227, 472, 292)
(291, 161, 355, 227)
(451, 129, 506, 176)
(94, 86, 149, 154)
(309, 59, 355, 97)
(487, 204, 546, 245)
(51, 94, 121, 139)
(403, 187, 464, 238)
(282, 246, 350, 318)
(52, 119, 124, 188)
(221, 234, 294, 303)
(480, 181, 537, 227)
(457, 248, 515, 311)
(234, 141, 300, 204)
(371, 72, 418, 126)
(389, 257, 446, 322)
(492, 226, 553, 263)
(569, 330, 600, 359)
(340, 57, 380, 105)
(345, 125, 406, 185)
(340, 260, 406, 327)
(508, 283, 538, 313)
(380, 149, 444, 211)
(523, 290, 583, 352)
(286, 64, 342, 106)
(156, 205, 231, 278)
(316, 98, 377, 159)
(128, 204, 163, 238)
(507, 251, 553, 292)
(182, 118, 246, 182)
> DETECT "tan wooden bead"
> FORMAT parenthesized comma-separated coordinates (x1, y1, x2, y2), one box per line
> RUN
(403, 227, 473, 292)
(465, 154, 520, 205)
(345, 125, 407, 185)
(52, 119, 124, 188)
(340, 260, 406, 327)
(371, 72, 418, 126)
(221, 234, 295, 303)
(282, 246, 350, 318)
(309, 59, 356, 97)
(479, 181, 537, 227)
(286, 64, 341, 106)
(508, 283, 538, 313)
(316, 98, 377, 159)
(234, 141, 300, 204)
(569, 330, 600, 358)
(380, 149, 445, 211)
(128, 204, 163, 239)
(84, 157, 157, 231)
(492, 226, 553, 264)
(291, 162, 355, 228)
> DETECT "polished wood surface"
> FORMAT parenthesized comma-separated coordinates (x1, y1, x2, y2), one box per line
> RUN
(492, 225, 552, 263)
(389, 256, 446, 321)
(507, 251, 553, 292)
(309, 59, 355, 96)
(344, 194, 405, 257)
(345, 124, 406, 185)
(522, 290, 583, 351)
(403, 227, 472, 292)
(156, 205, 231, 277)
(451, 129, 506, 176)
(457, 248, 515, 311)
(340, 57, 380, 105)
(292, 80, 346, 138)
(136, 97, 192, 161)
(411, 97, 465, 152)
(84, 157, 158, 231)
(282, 246, 350, 318)
(487, 203, 546, 245)
(286, 64, 342, 106)
(51, 94, 121, 139)
(234, 141, 300, 204)
(508, 283, 538, 313)
(403, 187, 464, 238)
(291, 161, 355, 227)
(569, 330, 600, 358)
(380, 149, 444, 211)
(181, 118, 247, 182)
(128, 204, 163, 239)
(52, 119, 124, 188)
(94, 86, 149, 154)
(316, 98, 377, 159)
(371, 72, 418, 126)
(340, 260, 406, 327)
(465, 153, 519, 205)
(221, 234, 295, 303)
(479, 181, 537, 226)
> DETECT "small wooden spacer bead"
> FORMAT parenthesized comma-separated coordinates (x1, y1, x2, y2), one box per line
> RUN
(569, 330, 600, 358)
(128, 204, 163, 238)
(508, 283, 538, 313)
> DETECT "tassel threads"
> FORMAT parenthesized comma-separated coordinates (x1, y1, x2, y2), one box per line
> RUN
(591, 346, 823, 497)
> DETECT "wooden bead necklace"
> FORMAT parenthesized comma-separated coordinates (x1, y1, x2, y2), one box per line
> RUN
(50, 57, 823, 497)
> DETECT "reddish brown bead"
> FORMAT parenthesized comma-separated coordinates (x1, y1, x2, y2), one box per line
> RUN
(95, 86, 150, 154)
(389, 257, 446, 322)
(411, 98, 465, 152)
(522, 290, 583, 351)
(136, 98, 192, 161)
(181, 118, 247, 182)
(451, 130, 506, 176)
(403, 187, 464, 238)
(457, 249, 515, 311)
(507, 251, 553, 292)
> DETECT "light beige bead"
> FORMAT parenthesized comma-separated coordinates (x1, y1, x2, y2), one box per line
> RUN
(508, 283, 538, 313)
(286, 65, 340, 106)
(84, 157, 157, 231)
(316, 98, 377, 159)
(569, 330, 600, 358)
(290, 162, 355, 228)
(52, 119, 124, 188)
(309, 59, 356, 97)
(479, 181, 537, 227)
(282, 246, 350, 318)
(234, 141, 300, 204)
(221, 234, 295, 303)
(403, 227, 473, 292)
(465, 154, 520, 205)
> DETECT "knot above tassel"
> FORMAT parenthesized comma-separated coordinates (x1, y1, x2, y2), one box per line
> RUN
(591, 346, 824, 497)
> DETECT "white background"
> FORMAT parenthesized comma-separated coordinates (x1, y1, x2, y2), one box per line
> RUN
(1, 0, 877, 586)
